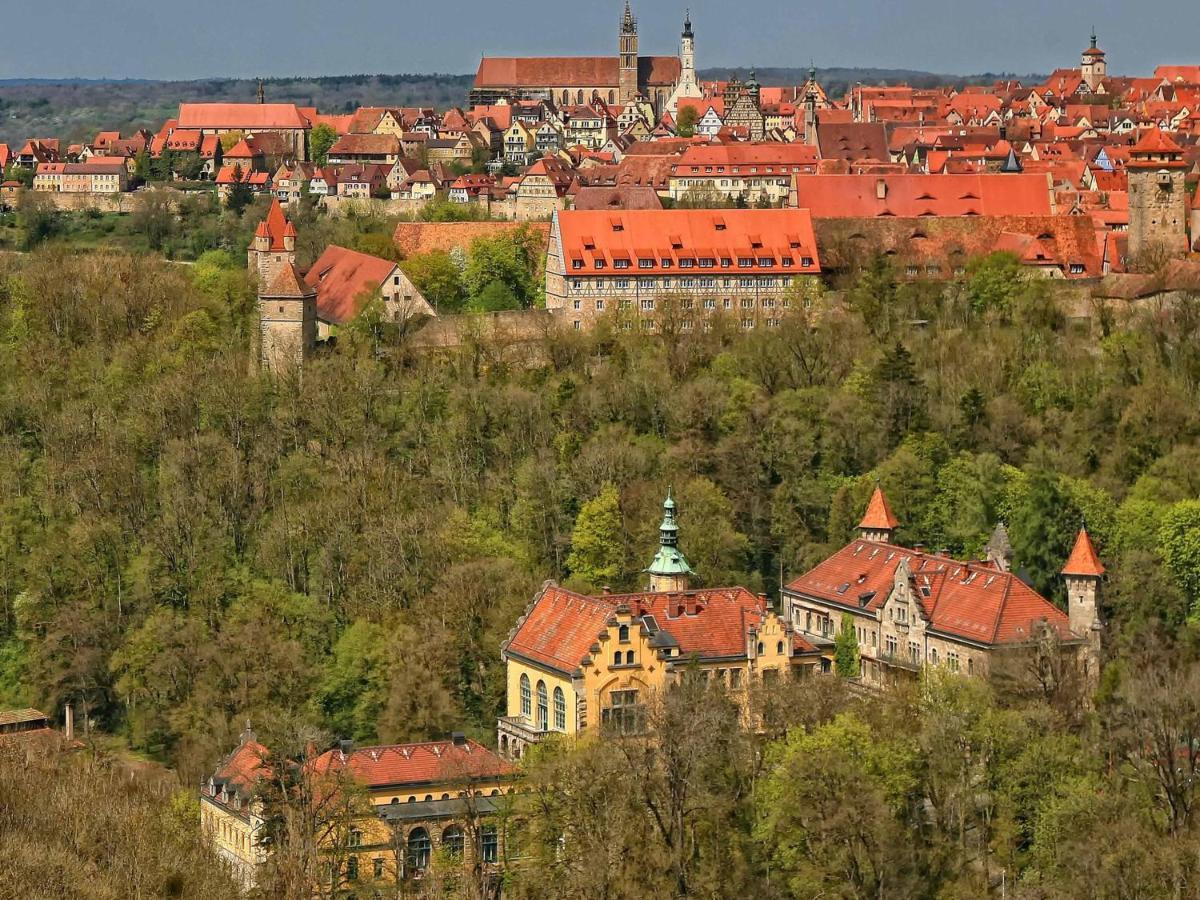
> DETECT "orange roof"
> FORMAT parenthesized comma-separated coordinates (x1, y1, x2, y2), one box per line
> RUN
(305, 244, 398, 325)
(309, 738, 511, 789)
(260, 198, 290, 251)
(474, 56, 680, 89)
(673, 142, 819, 173)
(1131, 126, 1184, 154)
(1061, 527, 1105, 576)
(213, 739, 271, 793)
(263, 263, 314, 298)
(554, 208, 822, 275)
(791, 173, 1054, 218)
(177, 102, 310, 131)
(786, 539, 1075, 645)
(858, 486, 899, 530)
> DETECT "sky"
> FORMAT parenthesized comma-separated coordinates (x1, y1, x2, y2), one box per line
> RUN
(0, 0, 1194, 81)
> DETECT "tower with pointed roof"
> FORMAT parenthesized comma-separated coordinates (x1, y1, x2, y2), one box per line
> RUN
(858, 485, 899, 543)
(248, 197, 297, 286)
(619, 2, 639, 105)
(1062, 525, 1104, 641)
(1080, 30, 1106, 91)
(258, 260, 316, 375)
(1127, 127, 1189, 261)
(645, 490, 696, 592)
(803, 64, 820, 146)
(667, 10, 701, 115)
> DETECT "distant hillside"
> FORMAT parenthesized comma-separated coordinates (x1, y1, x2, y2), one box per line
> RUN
(0, 67, 1046, 146)
(0, 74, 473, 145)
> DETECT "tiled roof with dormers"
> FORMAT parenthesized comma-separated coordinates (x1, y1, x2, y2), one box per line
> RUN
(309, 738, 511, 789)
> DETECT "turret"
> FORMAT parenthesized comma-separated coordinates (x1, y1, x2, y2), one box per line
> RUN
(645, 489, 696, 593)
(283, 219, 297, 253)
(1061, 526, 1104, 638)
(1081, 30, 1106, 91)
(858, 486, 899, 543)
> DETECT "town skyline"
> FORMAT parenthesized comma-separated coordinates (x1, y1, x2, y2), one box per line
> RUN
(1, 0, 1197, 81)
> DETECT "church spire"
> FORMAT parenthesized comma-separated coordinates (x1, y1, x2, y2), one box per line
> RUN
(683, 8, 692, 38)
(646, 489, 696, 592)
(622, 0, 636, 33)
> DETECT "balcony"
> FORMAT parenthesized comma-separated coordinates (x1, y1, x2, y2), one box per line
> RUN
(497, 715, 546, 761)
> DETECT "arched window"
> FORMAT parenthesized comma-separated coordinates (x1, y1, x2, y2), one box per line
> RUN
(625, 650, 635, 665)
(562, 90, 569, 105)
(608, 89, 616, 104)
(757, 641, 764, 655)
(576, 89, 584, 104)
(390, 797, 399, 805)
(777, 641, 784, 654)
(500, 735, 508, 757)
(520, 674, 531, 718)
(618, 624, 630, 643)
(407, 827, 431, 871)
(553, 686, 566, 730)
(442, 825, 464, 857)
(536, 680, 548, 731)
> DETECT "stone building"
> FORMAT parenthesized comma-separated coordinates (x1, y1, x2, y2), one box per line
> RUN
(258, 261, 316, 375)
(470, 3, 686, 118)
(1080, 31, 1107, 92)
(1126, 127, 1190, 262)
(497, 493, 822, 760)
(780, 487, 1104, 687)
(545, 208, 822, 332)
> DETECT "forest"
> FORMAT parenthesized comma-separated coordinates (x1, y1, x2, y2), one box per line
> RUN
(3, 239, 1200, 897)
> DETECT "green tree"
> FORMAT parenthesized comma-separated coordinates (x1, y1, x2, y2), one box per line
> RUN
(310, 123, 337, 167)
(834, 613, 859, 677)
(1157, 500, 1200, 619)
(400, 250, 466, 312)
(675, 104, 699, 137)
(463, 229, 540, 308)
(1009, 469, 1079, 599)
(566, 484, 625, 588)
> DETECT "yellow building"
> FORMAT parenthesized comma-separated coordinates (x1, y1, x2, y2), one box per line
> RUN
(497, 492, 822, 759)
(199, 723, 270, 890)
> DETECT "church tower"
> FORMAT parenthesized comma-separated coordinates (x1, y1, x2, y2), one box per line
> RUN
(619, 1, 639, 104)
(645, 490, 696, 593)
(258, 261, 316, 375)
(1062, 526, 1104, 683)
(1127, 127, 1189, 262)
(803, 65, 820, 146)
(1080, 30, 1106, 92)
(667, 10, 701, 114)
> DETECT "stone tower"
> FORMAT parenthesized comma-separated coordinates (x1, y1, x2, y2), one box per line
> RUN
(803, 65, 820, 146)
(618, 1, 639, 104)
(857, 486, 899, 544)
(1126, 127, 1189, 262)
(1062, 526, 1104, 683)
(1080, 30, 1106, 92)
(248, 198, 297, 286)
(667, 11, 701, 115)
(258, 261, 316, 375)
(645, 489, 696, 593)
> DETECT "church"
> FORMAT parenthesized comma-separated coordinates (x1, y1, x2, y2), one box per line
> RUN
(470, 3, 701, 118)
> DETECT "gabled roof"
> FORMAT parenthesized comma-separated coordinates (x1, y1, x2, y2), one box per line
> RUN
(304, 244, 399, 325)
(791, 173, 1054, 218)
(1061, 527, 1106, 577)
(177, 102, 310, 130)
(263, 263, 314, 299)
(858, 486, 899, 530)
(786, 540, 1075, 645)
(309, 738, 511, 788)
(474, 56, 680, 89)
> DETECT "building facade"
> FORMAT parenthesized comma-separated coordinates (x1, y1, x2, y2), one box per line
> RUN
(545, 208, 822, 332)
(1126, 127, 1190, 261)
(781, 487, 1103, 688)
(497, 493, 821, 760)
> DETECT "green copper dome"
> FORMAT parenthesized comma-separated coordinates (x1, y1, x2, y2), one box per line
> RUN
(645, 489, 696, 577)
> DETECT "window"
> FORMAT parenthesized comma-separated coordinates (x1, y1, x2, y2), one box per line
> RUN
(573, 299, 581, 310)
(347, 855, 359, 881)
(374, 858, 384, 879)
(349, 828, 362, 847)
(554, 686, 566, 730)
(641, 298, 654, 311)
(730, 668, 742, 687)
(520, 674, 531, 718)
(776, 640, 784, 654)
(595, 299, 605, 310)
(909, 641, 920, 664)
(886, 634, 898, 655)
(442, 826, 464, 857)
(948, 650, 959, 672)
(536, 681, 548, 730)
(638, 258, 653, 268)
(614, 259, 629, 269)
(407, 828, 431, 871)
(625, 650, 635, 665)
(602, 689, 643, 733)
(930, 647, 939, 665)
(480, 825, 499, 863)
(618, 624, 630, 643)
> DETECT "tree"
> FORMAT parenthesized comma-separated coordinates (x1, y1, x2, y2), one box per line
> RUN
(310, 123, 337, 167)
(565, 484, 625, 589)
(1008, 468, 1079, 599)
(1157, 500, 1200, 619)
(400, 250, 466, 313)
(463, 229, 540, 309)
(834, 613, 859, 677)
(675, 104, 699, 137)
(873, 340, 927, 447)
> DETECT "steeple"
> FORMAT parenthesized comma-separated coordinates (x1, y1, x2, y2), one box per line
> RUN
(646, 489, 696, 592)
(622, 0, 636, 33)
(1062, 525, 1104, 677)
(256, 79, 266, 104)
(683, 8, 693, 39)
(1081, 29, 1106, 91)
(618, 1, 639, 104)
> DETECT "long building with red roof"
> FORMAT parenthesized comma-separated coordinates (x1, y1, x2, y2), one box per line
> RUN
(781, 488, 1104, 687)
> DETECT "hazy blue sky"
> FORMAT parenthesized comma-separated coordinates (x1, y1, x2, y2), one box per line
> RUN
(1, 0, 1193, 80)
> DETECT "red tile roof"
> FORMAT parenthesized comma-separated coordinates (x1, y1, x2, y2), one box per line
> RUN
(791, 173, 1055, 218)
(506, 583, 805, 675)
(309, 738, 511, 788)
(329, 133, 401, 157)
(554, 208, 822, 275)
(263, 263, 313, 298)
(859, 486, 899, 530)
(304, 245, 398, 325)
(393, 221, 550, 258)
(672, 142, 819, 174)
(177, 102, 310, 131)
(1061, 528, 1105, 576)
(214, 739, 272, 792)
(787, 540, 1075, 645)
(474, 56, 680, 89)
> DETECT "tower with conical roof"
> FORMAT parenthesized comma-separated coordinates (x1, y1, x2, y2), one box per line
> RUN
(645, 489, 696, 592)
(858, 485, 899, 543)
(618, 2, 639, 104)
(667, 10, 701, 115)
(248, 197, 297, 285)
(1127, 126, 1189, 260)
(1062, 525, 1104, 639)
(258, 260, 316, 375)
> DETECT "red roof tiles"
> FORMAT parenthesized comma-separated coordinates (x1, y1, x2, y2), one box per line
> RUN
(859, 486, 899, 530)
(1061, 528, 1105, 576)
(309, 738, 511, 788)
(304, 245, 398, 325)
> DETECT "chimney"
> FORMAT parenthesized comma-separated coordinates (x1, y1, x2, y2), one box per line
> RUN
(64, 703, 74, 742)
(338, 739, 354, 756)
(602, 585, 612, 595)
(451, 732, 468, 746)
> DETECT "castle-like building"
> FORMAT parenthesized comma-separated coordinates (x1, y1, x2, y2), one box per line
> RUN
(470, 3, 701, 117)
